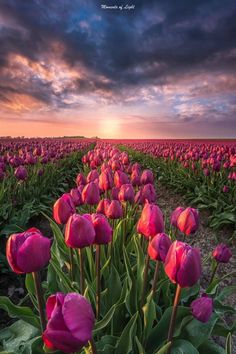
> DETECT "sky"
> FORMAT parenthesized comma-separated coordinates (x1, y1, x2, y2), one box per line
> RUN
(0, 0, 236, 138)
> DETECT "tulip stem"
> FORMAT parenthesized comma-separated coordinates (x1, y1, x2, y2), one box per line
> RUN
(167, 284, 182, 353)
(79, 248, 85, 294)
(141, 253, 150, 306)
(32, 271, 46, 332)
(152, 261, 160, 295)
(90, 337, 97, 354)
(69, 248, 75, 282)
(209, 263, 219, 285)
(96, 244, 101, 319)
(123, 202, 127, 246)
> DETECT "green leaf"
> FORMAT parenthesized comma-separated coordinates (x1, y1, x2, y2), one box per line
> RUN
(182, 314, 218, 348)
(146, 306, 190, 353)
(198, 340, 224, 354)
(0, 320, 40, 354)
(0, 297, 40, 329)
(216, 286, 236, 302)
(154, 342, 171, 354)
(135, 336, 146, 354)
(171, 339, 199, 354)
(115, 312, 138, 354)
(143, 292, 156, 340)
(225, 333, 232, 354)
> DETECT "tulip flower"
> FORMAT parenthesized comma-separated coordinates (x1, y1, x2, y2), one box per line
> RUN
(14, 165, 28, 181)
(191, 294, 213, 323)
(209, 243, 232, 285)
(165, 241, 201, 351)
(96, 198, 110, 215)
(118, 183, 135, 203)
(141, 169, 154, 185)
(6, 227, 51, 274)
(99, 170, 113, 192)
(87, 169, 99, 183)
(131, 170, 141, 186)
(170, 206, 185, 227)
(76, 172, 86, 186)
(70, 188, 83, 206)
(165, 240, 201, 288)
(6, 227, 51, 331)
(114, 170, 129, 188)
(148, 233, 172, 262)
(53, 193, 75, 224)
(176, 207, 199, 235)
(82, 182, 100, 206)
(141, 183, 157, 203)
(137, 201, 164, 239)
(111, 186, 119, 200)
(43, 293, 95, 353)
(106, 200, 123, 219)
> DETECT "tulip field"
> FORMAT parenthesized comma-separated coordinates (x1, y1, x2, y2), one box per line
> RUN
(0, 138, 235, 354)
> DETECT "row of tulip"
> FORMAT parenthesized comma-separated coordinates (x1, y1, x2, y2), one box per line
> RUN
(114, 140, 236, 231)
(0, 143, 234, 354)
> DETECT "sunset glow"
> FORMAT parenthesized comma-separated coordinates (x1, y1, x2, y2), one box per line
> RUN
(0, 1, 235, 138)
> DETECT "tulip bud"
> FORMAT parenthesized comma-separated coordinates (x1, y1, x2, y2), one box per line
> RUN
(111, 186, 119, 200)
(82, 182, 100, 205)
(106, 200, 123, 219)
(222, 185, 229, 193)
(91, 213, 112, 244)
(131, 170, 141, 186)
(177, 207, 199, 235)
(170, 207, 185, 227)
(53, 194, 75, 224)
(6, 228, 51, 274)
(212, 243, 232, 263)
(118, 183, 135, 203)
(165, 240, 201, 288)
(137, 201, 164, 239)
(141, 183, 157, 203)
(87, 170, 99, 183)
(148, 233, 172, 262)
(65, 214, 95, 248)
(191, 294, 213, 323)
(141, 169, 154, 185)
(43, 293, 95, 353)
(14, 165, 28, 181)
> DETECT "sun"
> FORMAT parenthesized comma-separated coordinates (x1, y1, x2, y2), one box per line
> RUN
(99, 118, 121, 138)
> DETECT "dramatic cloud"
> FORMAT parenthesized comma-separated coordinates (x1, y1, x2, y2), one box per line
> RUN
(0, 0, 235, 137)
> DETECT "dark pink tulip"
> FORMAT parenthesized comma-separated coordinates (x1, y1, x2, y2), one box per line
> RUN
(212, 243, 232, 263)
(99, 170, 113, 191)
(70, 188, 83, 206)
(148, 233, 172, 262)
(106, 200, 123, 219)
(170, 207, 185, 227)
(118, 183, 135, 203)
(203, 168, 210, 176)
(131, 170, 141, 186)
(177, 207, 199, 235)
(141, 169, 154, 185)
(6, 228, 51, 274)
(82, 182, 100, 205)
(191, 295, 213, 323)
(111, 159, 122, 171)
(137, 201, 164, 239)
(141, 183, 157, 203)
(96, 199, 110, 215)
(76, 173, 86, 186)
(165, 241, 201, 288)
(91, 213, 112, 244)
(43, 293, 95, 353)
(114, 170, 129, 188)
(87, 170, 99, 183)
(65, 214, 95, 248)
(14, 165, 28, 181)
(222, 185, 229, 193)
(131, 162, 141, 173)
(53, 194, 75, 224)
(111, 186, 119, 200)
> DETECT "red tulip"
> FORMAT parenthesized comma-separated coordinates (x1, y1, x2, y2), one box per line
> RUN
(141, 169, 154, 185)
(43, 293, 95, 353)
(6, 228, 51, 274)
(70, 188, 83, 206)
(114, 170, 129, 188)
(165, 241, 201, 288)
(99, 170, 113, 191)
(111, 186, 119, 200)
(87, 170, 99, 183)
(212, 243, 232, 263)
(118, 183, 135, 203)
(96, 199, 110, 215)
(53, 194, 75, 224)
(76, 173, 86, 186)
(170, 207, 185, 227)
(106, 200, 123, 219)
